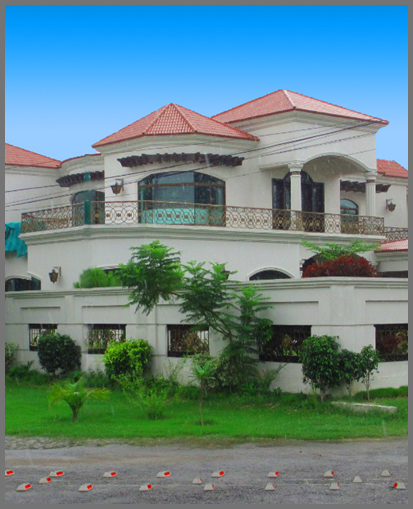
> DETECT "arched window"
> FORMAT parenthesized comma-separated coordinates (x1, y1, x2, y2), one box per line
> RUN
(138, 171, 225, 225)
(72, 190, 105, 225)
(273, 171, 324, 213)
(5, 277, 41, 292)
(340, 199, 359, 216)
(249, 270, 291, 281)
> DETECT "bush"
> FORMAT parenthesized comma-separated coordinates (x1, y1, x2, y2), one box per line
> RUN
(300, 335, 343, 400)
(103, 339, 152, 381)
(339, 349, 363, 396)
(116, 376, 170, 420)
(303, 255, 377, 278)
(5, 342, 18, 373)
(74, 268, 121, 289)
(69, 369, 111, 388)
(37, 333, 81, 376)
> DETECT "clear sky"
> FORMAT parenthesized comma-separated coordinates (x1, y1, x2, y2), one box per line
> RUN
(5, 5, 408, 168)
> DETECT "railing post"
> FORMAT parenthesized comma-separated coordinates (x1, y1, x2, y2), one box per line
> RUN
(84, 200, 91, 225)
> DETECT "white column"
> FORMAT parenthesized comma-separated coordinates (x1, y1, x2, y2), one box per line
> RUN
(366, 171, 377, 217)
(288, 163, 303, 211)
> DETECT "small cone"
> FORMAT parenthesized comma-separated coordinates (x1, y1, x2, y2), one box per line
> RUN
(265, 482, 275, 491)
(78, 483, 93, 492)
(192, 478, 203, 485)
(16, 483, 32, 492)
(381, 470, 391, 477)
(5, 470, 15, 477)
(157, 471, 171, 478)
(324, 470, 335, 478)
(204, 483, 215, 491)
(330, 482, 340, 491)
(352, 476, 362, 483)
(49, 471, 64, 477)
(268, 471, 280, 478)
(103, 471, 117, 478)
(139, 484, 153, 491)
(39, 477, 52, 484)
(211, 470, 225, 478)
(394, 482, 406, 490)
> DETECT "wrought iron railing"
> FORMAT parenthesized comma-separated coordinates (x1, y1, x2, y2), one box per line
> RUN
(21, 200, 386, 236)
(384, 227, 409, 242)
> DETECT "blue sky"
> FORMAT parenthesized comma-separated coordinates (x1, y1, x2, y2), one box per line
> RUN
(5, 5, 408, 167)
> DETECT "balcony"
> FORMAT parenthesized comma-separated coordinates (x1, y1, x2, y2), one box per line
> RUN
(21, 200, 390, 237)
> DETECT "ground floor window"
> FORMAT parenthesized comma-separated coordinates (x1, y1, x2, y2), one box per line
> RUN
(87, 324, 126, 353)
(259, 325, 312, 362)
(167, 325, 209, 357)
(29, 324, 57, 351)
(375, 324, 408, 362)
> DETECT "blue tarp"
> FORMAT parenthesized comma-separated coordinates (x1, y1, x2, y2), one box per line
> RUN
(5, 222, 28, 257)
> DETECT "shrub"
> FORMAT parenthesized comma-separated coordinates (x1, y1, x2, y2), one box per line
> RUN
(103, 339, 152, 381)
(300, 335, 342, 400)
(37, 333, 81, 376)
(69, 369, 111, 388)
(74, 268, 121, 289)
(339, 349, 363, 396)
(5, 342, 18, 373)
(116, 376, 170, 420)
(303, 255, 377, 278)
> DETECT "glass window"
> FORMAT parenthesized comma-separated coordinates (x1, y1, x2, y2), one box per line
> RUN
(5, 277, 41, 292)
(259, 325, 312, 362)
(167, 325, 209, 357)
(250, 270, 291, 281)
(29, 324, 57, 351)
(340, 199, 359, 216)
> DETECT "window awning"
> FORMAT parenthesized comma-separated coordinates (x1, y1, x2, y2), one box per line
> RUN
(340, 181, 391, 193)
(5, 222, 27, 257)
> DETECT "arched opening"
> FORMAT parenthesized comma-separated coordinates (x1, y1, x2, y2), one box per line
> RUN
(138, 171, 225, 225)
(249, 269, 292, 281)
(340, 199, 360, 234)
(5, 277, 41, 292)
(272, 171, 324, 213)
(72, 190, 105, 225)
(340, 199, 359, 216)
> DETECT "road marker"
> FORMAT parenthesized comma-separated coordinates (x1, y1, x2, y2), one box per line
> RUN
(79, 484, 93, 492)
(211, 470, 225, 478)
(16, 483, 32, 492)
(352, 476, 362, 483)
(381, 470, 391, 477)
(265, 482, 275, 491)
(157, 471, 171, 478)
(394, 482, 406, 490)
(103, 471, 117, 478)
(267, 471, 280, 478)
(204, 483, 215, 491)
(324, 470, 335, 478)
(139, 484, 153, 491)
(192, 478, 203, 485)
(5, 470, 15, 477)
(49, 471, 64, 477)
(330, 482, 340, 490)
(39, 477, 52, 484)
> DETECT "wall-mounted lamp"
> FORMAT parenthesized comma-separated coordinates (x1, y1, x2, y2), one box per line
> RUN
(386, 199, 396, 212)
(49, 267, 61, 284)
(111, 179, 124, 195)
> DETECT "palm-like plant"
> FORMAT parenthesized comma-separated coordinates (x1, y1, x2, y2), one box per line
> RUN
(49, 377, 110, 422)
(190, 359, 216, 426)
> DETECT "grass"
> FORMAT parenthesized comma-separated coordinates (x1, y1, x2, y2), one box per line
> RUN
(5, 383, 408, 441)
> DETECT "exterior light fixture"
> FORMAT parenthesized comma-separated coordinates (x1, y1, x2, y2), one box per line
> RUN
(111, 179, 124, 195)
(49, 267, 61, 283)
(386, 199, 396, 212)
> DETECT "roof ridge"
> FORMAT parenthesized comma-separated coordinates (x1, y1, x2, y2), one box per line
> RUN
(285, 90, 388, 124)
(172, 103, 199, 133)
(283, 90, 296, 109)
(143, 103, 172, 135)
(5, 142, 61, 166)
(211, 89, 285, 119)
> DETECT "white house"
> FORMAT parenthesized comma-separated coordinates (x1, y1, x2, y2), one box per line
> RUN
(5, 89, 408, 392)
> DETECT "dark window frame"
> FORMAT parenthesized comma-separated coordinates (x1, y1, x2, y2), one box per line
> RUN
(87, 324, 126, 354)
(167, 324, 209, 357)
(29, 324, 57, 351)
(6, 277, 41, 292)
(375, 324, 408, 362)
(249, 270, 291, 281)
(259, 325, 312, 363)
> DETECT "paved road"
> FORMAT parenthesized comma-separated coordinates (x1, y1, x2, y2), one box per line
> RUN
(5, 439, 408, 504)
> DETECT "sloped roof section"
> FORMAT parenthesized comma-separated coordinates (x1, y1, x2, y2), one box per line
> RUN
(377, 159, 408, 179)
(212, 89, 388, 125)
(5, 143, 61, 169)
(377, 238, 408, 252)
(93, 103, 258, 148)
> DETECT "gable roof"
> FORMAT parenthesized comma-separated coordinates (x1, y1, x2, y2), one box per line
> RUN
(5, 143, 61, 169)
(377, 159, 408, 179)
(212, 89, 388, 126)
(92, 103, 258, 148)
(377, 238, 408, 252)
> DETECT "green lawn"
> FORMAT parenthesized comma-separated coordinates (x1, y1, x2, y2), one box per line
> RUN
(5, 384, 408, 441)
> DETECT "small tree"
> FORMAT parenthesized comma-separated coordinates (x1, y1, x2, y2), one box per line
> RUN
(339, 349, 363, 396)
(300, 335, 342, 400)
(358, 345, 380, 400)
(49, 377, 109, 422)
(103, 339, 152, 381)
(37, 333, 81, 377)
(190, 355, 217, 426)
(301, 240, 379, 261)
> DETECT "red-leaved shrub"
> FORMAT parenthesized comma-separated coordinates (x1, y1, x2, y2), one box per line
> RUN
(303, 255, 378, 278)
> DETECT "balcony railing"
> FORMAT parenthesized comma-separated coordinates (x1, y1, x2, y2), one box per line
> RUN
(383, 227, 409, 242)
(21, 200, 387, 236)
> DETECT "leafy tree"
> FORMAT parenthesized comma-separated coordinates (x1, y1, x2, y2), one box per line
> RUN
(190, 356, 217, 426)
(358, 345, 380, 401)
(49, 377, 109, 422)
(339, 349, 363, 396)
(301, 240, 379, 261)
(37, 333, 81, 377)
(300, 335, 342, 400)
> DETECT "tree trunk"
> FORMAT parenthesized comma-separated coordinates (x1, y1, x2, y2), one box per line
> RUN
(199, 386, 204, 426)
(72, 409, 79, 422)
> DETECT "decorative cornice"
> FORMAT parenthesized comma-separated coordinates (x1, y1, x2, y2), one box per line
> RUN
(118, 152, 245, 168)
(56, 171, 104, 187)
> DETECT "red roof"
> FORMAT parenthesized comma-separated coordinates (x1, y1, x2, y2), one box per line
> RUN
(212, 90, 388, 125)
(5, 143, 61, 169)
(93, 103, 258, 148)
(378, 238, 408, 252)
(377, 159, 408, 179)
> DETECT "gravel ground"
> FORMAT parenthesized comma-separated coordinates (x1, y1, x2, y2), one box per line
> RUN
(5, 438, 408, 504)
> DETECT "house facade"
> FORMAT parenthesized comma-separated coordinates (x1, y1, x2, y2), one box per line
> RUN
(5, 90, 408, 392)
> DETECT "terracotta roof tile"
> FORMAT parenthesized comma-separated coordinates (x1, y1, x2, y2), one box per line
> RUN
(212, 89, 388, 125)
(93, 103, 258, 148)
(378, 238, 408, 252)
(5, 143, 61, 169)
(377, 159, 408, 179)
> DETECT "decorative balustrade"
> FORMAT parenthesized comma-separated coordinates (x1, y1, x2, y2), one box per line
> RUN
(384, 227, 409, 242)
(21, 200, 387, 237)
